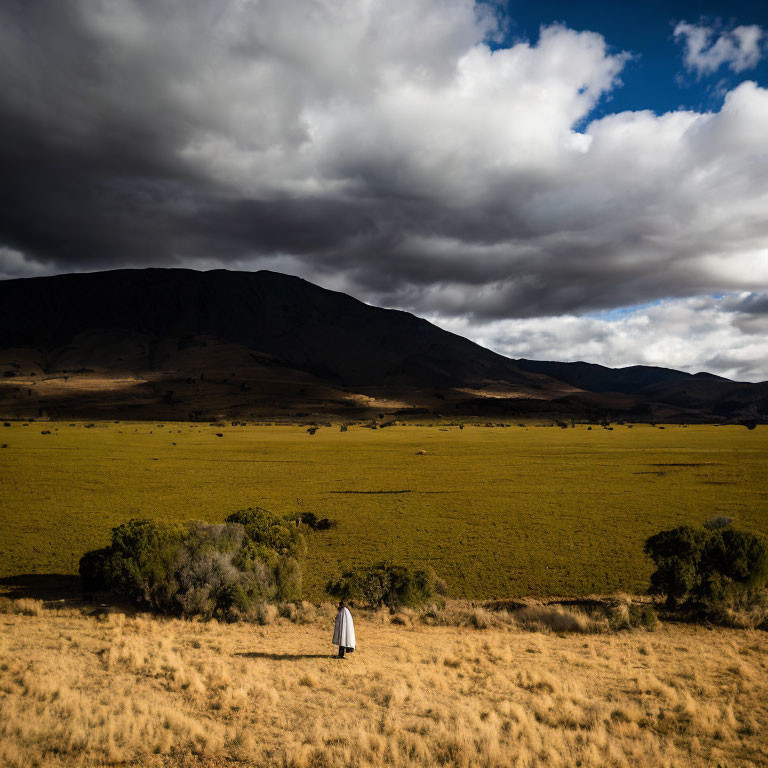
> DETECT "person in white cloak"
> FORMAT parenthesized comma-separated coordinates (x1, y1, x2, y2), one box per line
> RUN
(333, 600, 356, 658)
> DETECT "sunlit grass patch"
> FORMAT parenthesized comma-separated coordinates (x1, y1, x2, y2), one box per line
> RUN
(0, 606, 766, 767)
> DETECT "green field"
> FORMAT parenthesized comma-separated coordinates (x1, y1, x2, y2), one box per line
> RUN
(1, 422, 767, 599)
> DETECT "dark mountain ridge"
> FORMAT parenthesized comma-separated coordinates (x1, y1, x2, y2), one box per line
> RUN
(0, 268, 544, 389)
(515, 359, 730, 395)
(0, 268, 766, 422)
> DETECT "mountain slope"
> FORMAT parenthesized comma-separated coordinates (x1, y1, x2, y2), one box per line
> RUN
(514, 359, 768, 421)
(514, 359, 729, 395)
(0, 268, 567, 419)
(0, 268, 552, 388)
(0, 268, 765, 422)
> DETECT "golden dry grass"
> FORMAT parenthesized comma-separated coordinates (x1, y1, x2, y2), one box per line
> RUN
(1, 601, 767, 767)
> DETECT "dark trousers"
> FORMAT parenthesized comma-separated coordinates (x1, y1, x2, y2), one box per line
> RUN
(338, 646, 345, 658)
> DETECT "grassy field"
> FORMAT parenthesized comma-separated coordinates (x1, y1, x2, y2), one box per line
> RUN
(1, 600, 767, 767)
(1, 422, 767, 599)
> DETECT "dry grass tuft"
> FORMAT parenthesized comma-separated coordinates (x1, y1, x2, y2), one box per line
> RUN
(0, 597, 44, 616)
(512, 604, 604, 633)
(421, 600, 619, 634)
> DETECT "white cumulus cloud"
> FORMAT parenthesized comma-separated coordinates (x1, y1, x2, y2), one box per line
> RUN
(675, 20, 765, 75)
(432, 293, 768, 382)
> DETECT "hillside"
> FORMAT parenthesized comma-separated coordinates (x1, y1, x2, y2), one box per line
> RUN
(0, 268, 569, 420)
(0, 269, 548, 389)
(514, 359, 727, 394)
(0, 268, 766, 421)
(515, 358, 768, 423)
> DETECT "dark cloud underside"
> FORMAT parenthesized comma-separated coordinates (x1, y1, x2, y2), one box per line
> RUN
(1, 1, 767, 378)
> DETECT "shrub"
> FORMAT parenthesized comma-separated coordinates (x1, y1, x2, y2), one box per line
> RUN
(606, 599, 658, 631)
(326, 563, 437, 609)
(644, 526, 704, 608)
(468, 607, 494, 629)
(637, 604, 658, 631)
(293, 511, 337, 531)
(225, 507, 305, 557)
(78, 514, 305, 619)
(275, 557, 302, 602)
(172, 523, 256, 618)
(645, 523, 768, 616)
(100, 519, 186, 605)
(252, 601, 278, 625)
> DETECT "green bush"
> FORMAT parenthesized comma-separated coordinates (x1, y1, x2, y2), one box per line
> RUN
(103, 519, 186, 606)
(79, 513, 304, 619)
(275, 557, 302, 602)
(644, 526, 705, 607)
(225, 507, 305, 556)
(644, 523, 768, 617)
(326, 563, 437, 609)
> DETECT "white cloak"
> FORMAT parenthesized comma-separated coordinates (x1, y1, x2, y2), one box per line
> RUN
(332, 607, 356, 649)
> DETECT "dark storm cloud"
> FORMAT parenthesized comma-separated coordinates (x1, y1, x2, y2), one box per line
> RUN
(724, 292, 768, 314)
(0, 93, 372, 270)
(1, 0, 768, 334)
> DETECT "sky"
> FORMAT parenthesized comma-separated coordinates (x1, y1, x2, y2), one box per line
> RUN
(1, 1, 768, 381)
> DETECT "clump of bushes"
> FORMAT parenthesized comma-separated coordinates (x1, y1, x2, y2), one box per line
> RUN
(644, 521, 768, 623)
(293, 511, 337, 531)
(326, 562, 438, 609)
(79, 507, 305, 620)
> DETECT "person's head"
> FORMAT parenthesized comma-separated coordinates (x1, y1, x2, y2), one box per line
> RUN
(337, 600, 345, 611)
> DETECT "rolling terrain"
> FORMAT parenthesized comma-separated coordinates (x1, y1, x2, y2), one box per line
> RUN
(1, 268, 766, 422)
